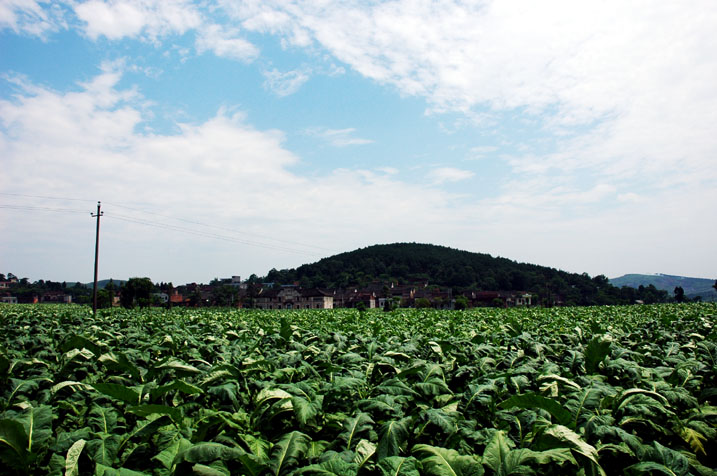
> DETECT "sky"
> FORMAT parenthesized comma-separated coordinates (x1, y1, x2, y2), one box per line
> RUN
(1, 0, 716, 285)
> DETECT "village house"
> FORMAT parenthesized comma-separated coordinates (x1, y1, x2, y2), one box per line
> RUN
(40, 291, 73, 304)
(334, 289, 377, 309)
(254, 286, 334, 310)
(465, 290, 532, 307)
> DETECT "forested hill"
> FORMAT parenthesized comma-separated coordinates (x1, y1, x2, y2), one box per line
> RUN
(262, 243, 669, 305)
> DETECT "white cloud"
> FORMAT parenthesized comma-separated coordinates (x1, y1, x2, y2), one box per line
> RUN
(73, 0, 201, 41)
(431, 167, 474, 184)
(2, 2, 716, 280)
(2, 70, 715, 281)
(262, 68, 309, 96)
(468, 145, 498, 160)
(195, 23, 259, 62)
(232, 1, 717, 185)
(376, 166, 398, 175)
(0, 0, 65, 36)
(0, 71, 469, 281)
(305, 127, 373, 147)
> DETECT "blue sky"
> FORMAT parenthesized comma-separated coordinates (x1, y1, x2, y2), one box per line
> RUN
(1, 1, 716, 285)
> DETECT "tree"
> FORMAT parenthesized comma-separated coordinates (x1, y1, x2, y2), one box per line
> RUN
(120, 277, 154, 308)
(454, 295, 469, 310)
(674, 286, 686, 303)
(96, 289, 113, 309)
(211, 285, 238, 306)
(188, 288, 204, 307)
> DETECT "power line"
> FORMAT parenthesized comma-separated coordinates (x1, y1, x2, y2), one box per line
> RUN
(107, 212, 325, 257)
(103, 201, 339, 254)
(0, 192, 95, 203)
(1, 195, 337, 257)
(0, 204, 88, 213)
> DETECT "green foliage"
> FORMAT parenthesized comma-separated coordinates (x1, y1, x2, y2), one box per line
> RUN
(413, 444, 483, 476)
(0, 302, 715, 474)
(584, 336, 611, 374)
(119, 278, 154, 308)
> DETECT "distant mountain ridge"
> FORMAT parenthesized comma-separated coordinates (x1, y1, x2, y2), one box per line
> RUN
(610, 274, 716, 302)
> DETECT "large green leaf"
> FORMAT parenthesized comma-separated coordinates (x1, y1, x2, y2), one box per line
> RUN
(91, 383, 141, 405)
(413, 444, 484, 476)
(339, 413, 374, 451)
(353, 439, 376, 468)
(149, 380, 203, 400)
(125, 415, 173, 442)
(625, 462, 680, 476)
(280, 317, 292, 342)
(520, 448, 576, 468)
(499, 393, 574, 427)
(98, 352, 143, 382)
(584, 337, 611, 374)
(14, 404, 53, 453)
(0, 418, 31, 470)
(426, 408, 459, 435)
(539, 425, 605, 476)
(378, 418, 411, 459)
(65, 438, 86, 476)
(377, 456, 421, 476)
(239, 433, 271, 461)
(59, 335, 102, 356)
(269, 431, 310, 476)
(51, 380, 91, 395)
(481, 431, 514, 475)
(632, 441, 689, 476)
(94, 463, 150, 476)
(376, 379, 419, 397)
(176, 442, 247, 464)
(190, 463, 229, 476)
(154, 359, 202, 375)
(153, 437, 192, 470)
(5, 378, 41, 407)
(481, 431, 556, 475)
(126, 404, 182, 425)
(358, 395, 403, 417)
(87, 434, 122, 466)
(677, 425, 707, 455)
(616, 388, 669, 411)
(296, 459, 359, 475)
(89, 404, 119, 434)
(291, 394, 324, 427)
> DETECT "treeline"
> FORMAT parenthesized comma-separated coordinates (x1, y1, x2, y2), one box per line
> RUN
(0, 273, 173, 308)
(259, 243, 670, 306)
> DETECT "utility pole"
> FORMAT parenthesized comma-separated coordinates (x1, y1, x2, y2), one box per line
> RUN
(91, 201, 103, 315)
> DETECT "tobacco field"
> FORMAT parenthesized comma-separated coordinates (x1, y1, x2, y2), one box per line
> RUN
(1, 303, 716, 475)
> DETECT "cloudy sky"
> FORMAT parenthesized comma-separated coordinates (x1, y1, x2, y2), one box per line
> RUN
(1, 0, 716, 284)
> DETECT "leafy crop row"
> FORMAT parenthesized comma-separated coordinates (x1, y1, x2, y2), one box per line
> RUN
(1, 303, 715, 475)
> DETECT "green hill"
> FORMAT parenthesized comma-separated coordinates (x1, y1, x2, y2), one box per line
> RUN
(82, 279, 126, 289)
(261, 243, 669, 305)
(610, 274, 717, 302)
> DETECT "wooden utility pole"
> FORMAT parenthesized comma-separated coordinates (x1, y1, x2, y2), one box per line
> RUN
(91, 201, 103, 314)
